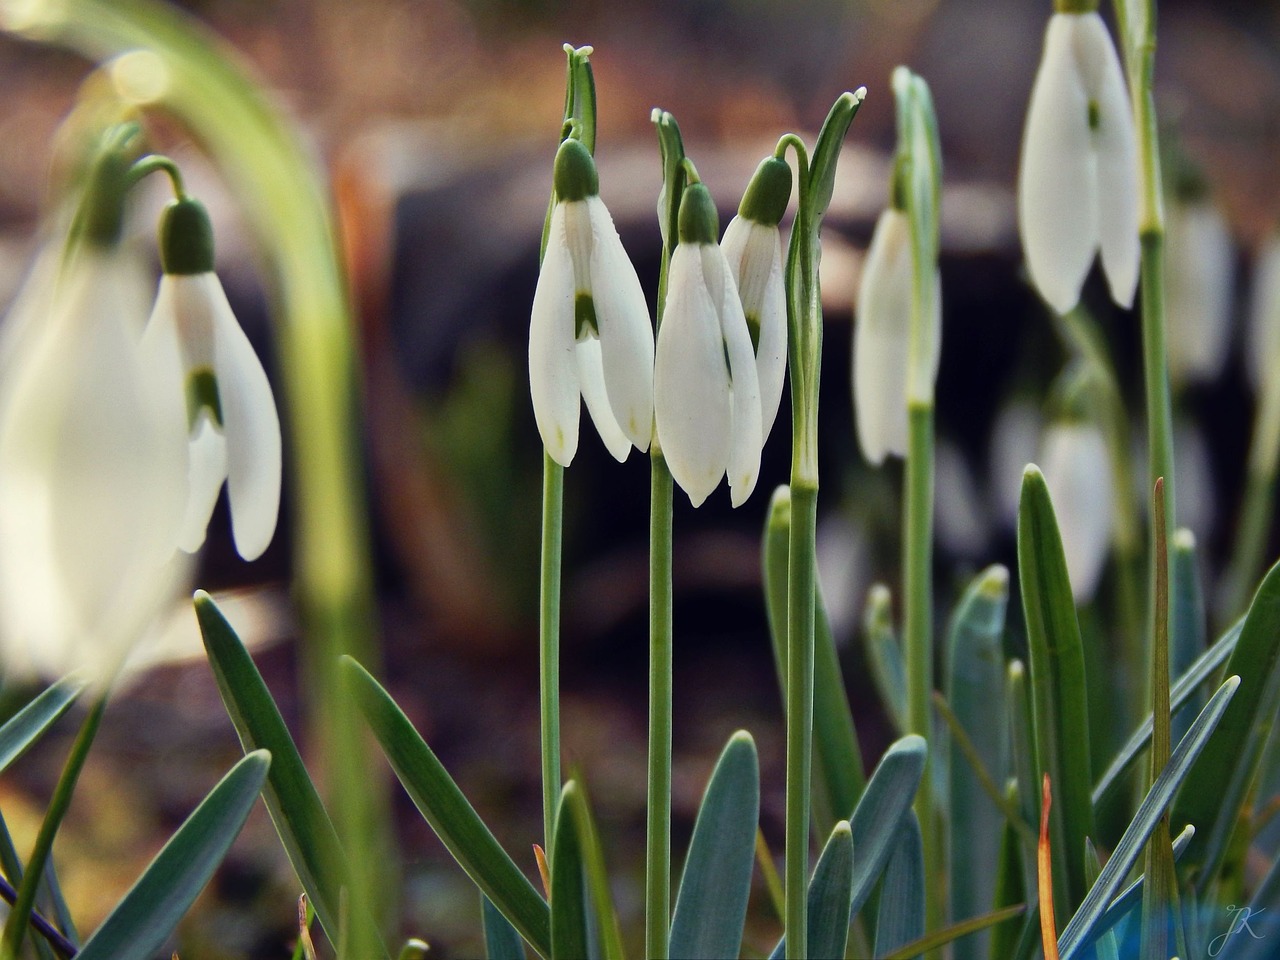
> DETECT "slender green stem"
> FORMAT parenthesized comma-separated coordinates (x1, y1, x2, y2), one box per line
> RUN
(0, 697, 105, 960)
(904, 402, 937, 939)
(786, 483, 818, 960)
(646, 454, 673, 960)
(1220, 378, 1280, 619)
(1139, 231, 1174, 546)
(540, 454, 563, 850)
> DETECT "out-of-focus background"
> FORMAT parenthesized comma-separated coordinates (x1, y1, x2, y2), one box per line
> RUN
(0, 0, 1278, 956)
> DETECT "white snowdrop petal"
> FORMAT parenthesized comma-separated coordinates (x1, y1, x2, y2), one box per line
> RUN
(1019, 13, 1098, 315)
(1248, 234, 1280, 392)
(655, 245, 731, 507)
(586, 197, 654, 451)
(529, 203, 581, 466)
(1041, 422, 1113, 602)
(205, 274, 282, 562)
(1079, 13, 1140, 309)
(575, 337, 632, 462)
(854, 210, 913, 465)
(177, 412, 230, 552)
(707, 247, 763, 507)
(1166, 200, 1234, 385)
(724, 217, 788, 444)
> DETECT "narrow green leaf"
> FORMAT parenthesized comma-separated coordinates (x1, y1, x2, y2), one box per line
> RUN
(850, 735, 928, 921)
(669, 731, 759, 960)
(764, 489, 865, 836)
(0, 679, 82, 776)
(1092, 617, 1240, 806)
(1084, 840, 1119, 960)
(990, 782, 1028, 960)
(767, 821, 855, 960)
(1233, 851, 1280, 960)
(570, 778, 624, 960)
(484, 895, 527, 960)
(550, 783, 588, 960)
(1173, 560, 1280, 890)
(864, 584, 907, 733)
(881, 905, 1028, 960)
(1017, 465, 1096, 914)
(1169, 530, 1207, 746)
(1058, 676, 1240, 959)
(76, 750, 270, 960)
(874, 811, 925, 959)
(1006, 660, 1039, 892)
(195, 592, 382, 955)
(1096, 824, 1195, 943)
(342, 657, 551, 958)
(946, 565, 1009, 960)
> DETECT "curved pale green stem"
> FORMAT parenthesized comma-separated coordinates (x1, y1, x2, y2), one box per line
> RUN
(5, 2, 392, 945)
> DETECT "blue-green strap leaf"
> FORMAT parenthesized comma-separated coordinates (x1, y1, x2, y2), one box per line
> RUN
(76, 750, 270, 960)
(669, 731, 759, 960)
(768, 820, 856, 960)
(0, 678, 82, 776)
(550, 783, 588, 960)
(850, 735, 928, 921)
(342, 656, 551, 958)
(1058, 676, 1240, 959)
(484, 894, 527, 960)
(875, 811, 925, 958)
(195, 592, 382, 955)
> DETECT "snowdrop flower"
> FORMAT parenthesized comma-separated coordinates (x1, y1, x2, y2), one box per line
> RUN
(852, 207, 940, 465)
(142, 196, 282, 561)
(529, 137, 654, 466)
(1166, 193, 1233, 387)
(1248, 231, 1280, 393)
(655, 180, 762, 507)
(1040, 419, 1113, 601)
(1018, 8, 1139, 314)
(0, 244, 189, 684)
(719, 155, 791, 443)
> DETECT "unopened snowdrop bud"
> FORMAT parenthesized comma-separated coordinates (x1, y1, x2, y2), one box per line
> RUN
(852, 207, 941, 465)
(720, 155, 791, 443)
(655, 181, 762, 507)
(530, 138, 654, 466)
(1040, 418, 1113, 601)
(1018, 6, 1139, 314)
(143, 196, 282, 561)
(1166, 193, 1233, 387)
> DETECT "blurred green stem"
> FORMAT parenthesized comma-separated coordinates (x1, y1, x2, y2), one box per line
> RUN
(8, 0, 392, 944)
(0, 697, 104, 960)
(1220, 381, 1280, 619)
(540, 456, 563, 849)
(647, 454, 673, 960)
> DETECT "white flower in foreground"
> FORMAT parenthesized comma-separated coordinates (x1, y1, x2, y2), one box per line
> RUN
(1040, 419, 1113, 601)
(142, 197, 282, 561)
(655, 181, 762, 507)
(1018, 11, 1139, 314)
(1166, 195, 1233, 387)
(720, 155, 792, 444)
(852, 208, 940, 465)
(530, 137, 654, 466)
(0, 248, 190, 683)
(1248, 231, 1280, 393)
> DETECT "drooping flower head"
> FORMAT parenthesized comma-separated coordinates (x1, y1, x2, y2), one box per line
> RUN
(1018, 6, 1139, 314)
(529, 137, 654, 466)
(0, 130, 189, 684)
(142, 195, 282, 561)
(720, 155, 792, 444)
(654, 178, 762, 507)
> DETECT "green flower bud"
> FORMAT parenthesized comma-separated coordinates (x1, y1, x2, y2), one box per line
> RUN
(737, 156, 792, 226)
(80, 149, 133, 249)
(677, 182, 719, 246)
(160, 196, 215, 275)
(553, 138, 599, 202)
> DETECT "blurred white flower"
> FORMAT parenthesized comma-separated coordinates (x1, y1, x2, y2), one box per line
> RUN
(1018, 11, 1139, 315)
(852, 208, 940, 465)
(655, 182, 762, 507)
(1248, 231, 1280, 393)
(720, 155, 792, 444)
(0, 248, 190, 684)
(1040, 420, 1113, 602)
(530, 138, 654, 466)
(1166, 197, 1234, 387)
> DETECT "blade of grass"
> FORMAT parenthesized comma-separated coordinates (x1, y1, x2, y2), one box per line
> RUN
(484, 895, 527, 960)
(343, 657, 551, 957)
(881, 905, 1027, 960)
(550, 783, 588, 960)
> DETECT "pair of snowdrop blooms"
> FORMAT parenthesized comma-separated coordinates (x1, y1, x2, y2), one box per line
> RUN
(530, 137, 791, 507)
(0, 181, 280, 683)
